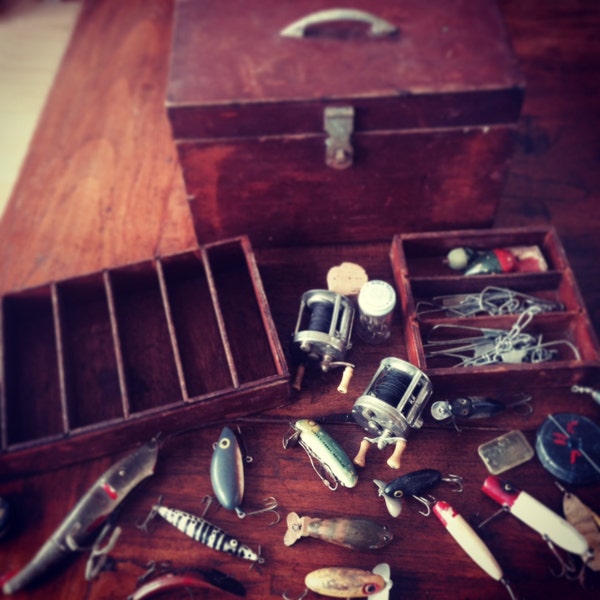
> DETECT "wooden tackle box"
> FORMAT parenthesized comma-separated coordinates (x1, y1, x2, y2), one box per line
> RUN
(390, 226, 600, 394)
(0, 237, 290, 477)
(167, 0, 524, 247)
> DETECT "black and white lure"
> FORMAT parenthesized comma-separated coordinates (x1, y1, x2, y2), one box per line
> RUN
(140, 496, 264, 565)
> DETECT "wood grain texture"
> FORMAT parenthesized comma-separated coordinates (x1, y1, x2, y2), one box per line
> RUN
(0, 1, 599, 599)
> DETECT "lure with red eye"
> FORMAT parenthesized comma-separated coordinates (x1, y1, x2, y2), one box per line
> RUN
(210, 426, 246, 517)
(304, 563, 392, 599)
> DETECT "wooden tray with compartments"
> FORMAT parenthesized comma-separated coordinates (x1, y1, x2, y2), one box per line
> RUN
(0, 237, 290, 477)
(390, 226, 600, 394)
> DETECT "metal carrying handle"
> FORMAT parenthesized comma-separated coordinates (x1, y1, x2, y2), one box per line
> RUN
(280, 8, 398, 38)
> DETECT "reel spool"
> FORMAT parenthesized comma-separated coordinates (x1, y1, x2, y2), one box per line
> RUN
(291, 290, 355, 392)
(352, 357, 433, 469)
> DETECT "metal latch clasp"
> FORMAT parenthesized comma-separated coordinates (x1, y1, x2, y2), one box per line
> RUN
(324, 106, 354, 169)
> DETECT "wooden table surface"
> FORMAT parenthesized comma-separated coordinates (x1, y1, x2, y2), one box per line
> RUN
(1, 1, 599, 599)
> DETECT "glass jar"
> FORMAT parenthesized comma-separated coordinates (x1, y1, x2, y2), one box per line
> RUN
(356, 280, 396, 344)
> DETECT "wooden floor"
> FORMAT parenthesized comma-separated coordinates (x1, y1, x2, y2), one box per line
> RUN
(0, 1, 599, 600)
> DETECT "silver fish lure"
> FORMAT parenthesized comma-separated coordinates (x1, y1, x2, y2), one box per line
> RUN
(2, 436, 160, 595)
(284, 512, 393, 551)
(304, 563, 393, 599)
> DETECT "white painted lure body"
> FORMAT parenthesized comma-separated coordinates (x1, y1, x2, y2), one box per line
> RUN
(482, 475, 590, 557)
(304, 562, 392, 599)
(283, 419, 358, 490)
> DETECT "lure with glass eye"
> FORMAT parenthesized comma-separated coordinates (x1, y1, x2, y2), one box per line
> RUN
(210, 426, 247, 517)
(374, 469, 463, 517)
(147, 500, 264, 564)
(283, 419, 358, 490)
(304, 563, 392, 599)
(482, 475, 591, 559)
(283, 512, 393, 550)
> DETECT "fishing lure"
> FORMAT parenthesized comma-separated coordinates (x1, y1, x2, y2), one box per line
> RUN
(298, 563, 392, 599)
(558, 485, 600, 572)
(481, 475, 592, 573)
(283, 512, 393, 551)
(430, 395, 532, 430)
(128, 565, 246, 599)
(283, 419, 358, 490)
(211, 426, 247, 516)
(373, 468, 463, 517)
(2, 436, 160, 595)
(140, 496, 264, 565)
(432, 500, 517, 600)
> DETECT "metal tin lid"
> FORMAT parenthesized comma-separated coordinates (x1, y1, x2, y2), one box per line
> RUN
(535, 412, 600, 485)
(358, 280, 396, 318)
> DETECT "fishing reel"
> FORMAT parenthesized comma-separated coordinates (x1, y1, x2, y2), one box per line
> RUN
(291, 289, 355, 393)
(352, 357, 432, 469)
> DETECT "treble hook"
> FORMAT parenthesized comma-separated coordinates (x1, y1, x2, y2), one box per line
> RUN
(412, 494, 436, 517)
(85, 519, 122, 580)
(236, 496, 281, 525)
(137, 495, 164, 533)
(443, 474, 464, 493)
(282, 589, 308, 600)
(544, 534, 577, 578)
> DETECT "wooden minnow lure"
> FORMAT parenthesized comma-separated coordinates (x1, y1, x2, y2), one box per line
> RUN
(210, 426, 248, 517)
(304, 562, 392, 599)
(482, 475, 592, 565)
(559, 486, 600, 572)
(143, 497, 264, 564)
(374, 468, 463, 517)
(283, 419, 358, 490)
(433, 500, 517, 599)
(283, 512, 393, 551)
(2, 436, 160, 595)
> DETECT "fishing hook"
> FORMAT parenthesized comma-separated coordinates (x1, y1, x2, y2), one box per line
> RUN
(282, 589, 308, 600)
(85, 520, 122, 581)
(544, 534, 577, 578)
(137, 495, 164, 533)
(236, 496, 281, 525)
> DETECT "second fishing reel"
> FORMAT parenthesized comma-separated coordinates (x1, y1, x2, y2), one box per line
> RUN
(291, 289, 355, 393)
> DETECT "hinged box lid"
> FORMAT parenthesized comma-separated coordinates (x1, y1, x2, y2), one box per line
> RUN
(167, 0, 525, 140)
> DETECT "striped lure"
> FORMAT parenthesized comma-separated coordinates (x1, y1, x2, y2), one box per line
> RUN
(150, 500, 263, 564)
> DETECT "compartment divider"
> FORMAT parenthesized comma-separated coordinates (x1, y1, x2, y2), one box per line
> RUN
(103, 271, 131, 419)
(51, 282, 71, 434)
(201, 245, 240, 389)
(155, 258, 190, 402)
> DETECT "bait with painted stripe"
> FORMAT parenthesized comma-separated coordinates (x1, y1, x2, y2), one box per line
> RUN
(1, 436, 160, 595)
(283, 512, 393, 550)
(482, 475, 591, 558)
(304, 562, 392, 599)
(283, 419, 358, 490)
(433, 500, 517, 599)
(145, 498, 264, 564)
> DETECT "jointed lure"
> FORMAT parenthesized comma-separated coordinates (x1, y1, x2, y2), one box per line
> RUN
(141, 497, 264, 565)
(433, 500, 517, 600)
(374, 468, 463, 517)
(2, 436, 160, 595)
(481, 475, 592, 573)
(298, 563, 392, 599)
(283, 419, 358, 490)
(284, 512, 393, 551)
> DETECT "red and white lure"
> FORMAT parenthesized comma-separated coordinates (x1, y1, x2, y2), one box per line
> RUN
(482, 475, 592, 576)
(139, 496, 264, 565)
(432, 500, 517, 600)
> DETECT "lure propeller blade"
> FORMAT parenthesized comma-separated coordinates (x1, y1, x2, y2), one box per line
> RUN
(373, 479, 402, 518)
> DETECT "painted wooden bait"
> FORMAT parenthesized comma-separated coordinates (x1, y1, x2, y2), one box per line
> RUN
(482, 475, 591, 559)
(304, 563, 392, 599)
(433, 500, 517, 599)
(148, 499, 264, 564)
(210, 426, 247, 516)
(374, 468, 463, 517)
(2, 436, 160, 595)
(284, 512, 393, 550)
(283, 419, 358, 490)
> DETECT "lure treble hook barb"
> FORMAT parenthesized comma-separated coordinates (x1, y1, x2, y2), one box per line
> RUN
(236, 496, 281, 525)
